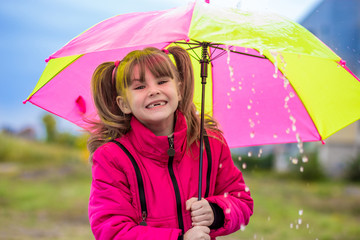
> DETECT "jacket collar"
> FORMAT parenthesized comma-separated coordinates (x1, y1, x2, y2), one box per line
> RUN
(127, 110, 188, 163)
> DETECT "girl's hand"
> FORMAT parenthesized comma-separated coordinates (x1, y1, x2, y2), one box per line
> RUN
(186, 198, 214, 227)
(183, 226, 210, 240)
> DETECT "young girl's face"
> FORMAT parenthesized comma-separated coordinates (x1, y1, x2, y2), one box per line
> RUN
(117, 64, 180, 136)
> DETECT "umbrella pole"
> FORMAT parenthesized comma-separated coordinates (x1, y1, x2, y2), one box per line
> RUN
(198, 42, 209, 201)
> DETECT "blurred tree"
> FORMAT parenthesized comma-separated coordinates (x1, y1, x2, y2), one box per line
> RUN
(42, 114, 57, 142)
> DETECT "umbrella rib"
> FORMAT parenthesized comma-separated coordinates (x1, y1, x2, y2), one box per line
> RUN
(210, 45, 267, 59)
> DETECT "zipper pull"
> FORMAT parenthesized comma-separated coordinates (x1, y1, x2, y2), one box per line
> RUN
(167, 136, 175, 157)
(140, 211, 147, 226)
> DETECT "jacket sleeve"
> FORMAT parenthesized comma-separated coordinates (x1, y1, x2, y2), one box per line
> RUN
(88, 145, 182, 240)
(205, 136, 254, 238)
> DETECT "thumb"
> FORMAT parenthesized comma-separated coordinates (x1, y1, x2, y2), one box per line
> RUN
(186, 197, 198, 211)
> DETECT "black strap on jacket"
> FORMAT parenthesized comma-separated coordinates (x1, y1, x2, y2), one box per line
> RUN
(110, 136, 212, 225)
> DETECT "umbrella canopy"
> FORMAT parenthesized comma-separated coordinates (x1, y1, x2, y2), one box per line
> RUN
(25, 1, 360, 149)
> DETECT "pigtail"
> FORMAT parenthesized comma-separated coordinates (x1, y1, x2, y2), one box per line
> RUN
(168, 46, 221, 147)
(87, 62, 131, 158)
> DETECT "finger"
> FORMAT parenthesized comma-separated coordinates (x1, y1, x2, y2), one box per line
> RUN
(186, 197, 198, 211)
(192, 220, 212, 227)
(192, 214, 212, 224)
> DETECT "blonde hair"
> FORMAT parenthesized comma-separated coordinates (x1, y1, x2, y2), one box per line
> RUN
(87, 46, 221, 157)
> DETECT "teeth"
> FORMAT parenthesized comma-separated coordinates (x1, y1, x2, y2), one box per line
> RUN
(147, 101, 166, 109)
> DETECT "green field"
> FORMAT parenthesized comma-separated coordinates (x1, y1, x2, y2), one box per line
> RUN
(1, 133, 360, 240)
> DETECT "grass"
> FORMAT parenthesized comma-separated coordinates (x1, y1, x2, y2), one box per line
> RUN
(1, 133, 360, 239)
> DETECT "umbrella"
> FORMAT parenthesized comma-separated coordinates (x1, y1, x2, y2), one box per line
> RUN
(24, 1, 360, 199)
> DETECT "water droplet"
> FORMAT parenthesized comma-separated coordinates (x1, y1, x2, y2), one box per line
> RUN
(224, 192, 229, 197)
(299, 209, 303, 216)
(286, 128, 290, 134)
(249, 99, 253, 104)
(219, 163, 223, 169)
(225, 208, 231, 214)
(292, 125, 297, 132)
(240, 224, 246, 231)
(289, 92, 295, 98)
(300, 166, 304, 172)
(245, 186, 250, 192)
(227, 104, 231, 109)
(231, 87, 236, 91)
(273, 73, 278, 78)
(238, 156, 242, 161)
(248, 152, 252, 157)
(242, 163, 247, 169)
(283, 79, 289, 88)
(250, 131, 255, 138)
(285, 96, 290, 102)
(247, 105, 252, 110)
(251, 88, 256, 94)
(291, 158, 298, 164)
(302, 156, 308, 163)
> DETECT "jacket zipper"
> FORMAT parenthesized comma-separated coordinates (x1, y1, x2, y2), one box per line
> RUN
(167, 136, 185, 234)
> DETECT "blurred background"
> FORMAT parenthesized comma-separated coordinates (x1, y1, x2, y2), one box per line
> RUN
(1, 0, 359, 239)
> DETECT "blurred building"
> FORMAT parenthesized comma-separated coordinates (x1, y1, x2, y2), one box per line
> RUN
(300, 0, 360, 178)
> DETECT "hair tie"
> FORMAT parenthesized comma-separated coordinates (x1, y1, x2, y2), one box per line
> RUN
(162, 49, 169, 54)
(112, 60, 120, 84)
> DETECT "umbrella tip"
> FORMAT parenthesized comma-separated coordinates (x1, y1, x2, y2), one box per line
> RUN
(22, 99, 28, 104)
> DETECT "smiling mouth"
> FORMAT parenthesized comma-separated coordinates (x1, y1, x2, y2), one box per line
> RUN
(146, 101, 167, 109)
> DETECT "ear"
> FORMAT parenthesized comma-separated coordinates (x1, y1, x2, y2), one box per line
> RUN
(116, 96, 132, 114)
(177, 81, 182, 101)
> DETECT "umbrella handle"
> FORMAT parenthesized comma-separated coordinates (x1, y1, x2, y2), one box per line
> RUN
(198, 43, 210, 201)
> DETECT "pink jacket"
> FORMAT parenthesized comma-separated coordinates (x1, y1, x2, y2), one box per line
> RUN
(89, 112, 253, 239)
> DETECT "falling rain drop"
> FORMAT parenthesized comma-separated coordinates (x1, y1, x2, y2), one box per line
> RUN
(298, 218, 302, 225)
(237, 192, 241, 197)
(225, 208, 231, 214)
(240, 224, 246, 231)
(300, 166, 304, 172)
(258, 148, 263, 158)
(248, 152, 252, 157)
(227, 104, 231, 109)
(224, 192, 229, 198)
(299, 209, 303, 216)
(227, 92, 230, 96)
(247, 105, 252, 110)
(255, 112, 259, 116)
(231, 87, 236, 92)
(273, 134, 278, 139)
(267, 216, 271, 221)
(290, 223, 294, 229)
(250, 131, 255, 138)
(291, 158, 298, 165)
(238, 156, 242, 161)
(273, 73, 278, 78)
(286, 128, 290, 134)
(251, 88, 256, 94)
(242, 163, 247, 169)
(289, 92, 295, 98)
(245, 186, 250, 192)
(302, 156, 308, 163)
(219, 163, 223, 169)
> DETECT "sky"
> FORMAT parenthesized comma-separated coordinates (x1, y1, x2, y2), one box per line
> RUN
(0, 0, 322, 137)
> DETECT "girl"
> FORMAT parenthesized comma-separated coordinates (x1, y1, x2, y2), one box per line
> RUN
(88, 46, 253, 240)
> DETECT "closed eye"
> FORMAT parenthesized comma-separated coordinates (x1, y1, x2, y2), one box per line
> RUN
(134, 85, 145, 90)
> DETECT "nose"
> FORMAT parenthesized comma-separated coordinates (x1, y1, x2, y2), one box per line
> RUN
(148, 85, 160, 97)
